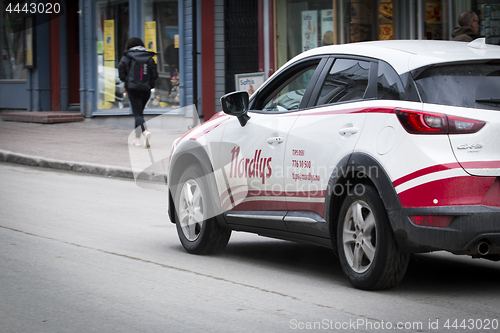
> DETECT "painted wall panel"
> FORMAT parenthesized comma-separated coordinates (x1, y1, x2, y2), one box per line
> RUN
(214, 0, 225, 110)
(0, 83, 28, 109)
(183, 0, 194, 106)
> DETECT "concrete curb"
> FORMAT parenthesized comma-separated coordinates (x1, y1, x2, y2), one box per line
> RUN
(0, 149, 137, 180)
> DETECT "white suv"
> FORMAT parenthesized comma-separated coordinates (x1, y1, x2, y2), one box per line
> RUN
(167, 39, 500, 290)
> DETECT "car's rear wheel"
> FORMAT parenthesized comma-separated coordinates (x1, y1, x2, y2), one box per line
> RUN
(337, 184, 409, 290)
(174, 164, 231, 254)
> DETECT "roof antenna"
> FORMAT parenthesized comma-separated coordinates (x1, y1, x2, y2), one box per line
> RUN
(468, 38, 487, 50)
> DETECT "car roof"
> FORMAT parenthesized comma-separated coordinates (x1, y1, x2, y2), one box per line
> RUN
(285, 39, 500, 75)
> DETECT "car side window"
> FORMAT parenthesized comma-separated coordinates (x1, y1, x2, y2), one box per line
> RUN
(316, 58, 370, 106)
(377, 61, 406, 100)
(259, 65, 318, 112)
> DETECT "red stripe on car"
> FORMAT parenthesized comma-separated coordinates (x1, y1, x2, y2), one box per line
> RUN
(398, 176, 497, 207)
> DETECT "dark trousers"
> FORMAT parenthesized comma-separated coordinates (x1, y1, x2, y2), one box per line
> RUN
(128, 90, 151, 138)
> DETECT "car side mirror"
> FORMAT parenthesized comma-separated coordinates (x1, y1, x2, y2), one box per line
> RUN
(220, 91, 251, 127)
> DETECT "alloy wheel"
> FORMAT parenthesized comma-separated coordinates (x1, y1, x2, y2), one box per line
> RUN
(178, 179, 204, 241)
(342, 200, 377, 274)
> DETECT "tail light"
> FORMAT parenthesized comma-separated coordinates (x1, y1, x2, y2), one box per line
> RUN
(396, 109, 485, 134)
(410, 215, 454, 228)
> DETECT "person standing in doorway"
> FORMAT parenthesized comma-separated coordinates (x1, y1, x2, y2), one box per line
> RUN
(118, 37, 158, 147)
(451, 11, 480, 42)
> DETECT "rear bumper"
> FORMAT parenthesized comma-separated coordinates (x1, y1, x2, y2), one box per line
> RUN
(388, 205, 500, 255)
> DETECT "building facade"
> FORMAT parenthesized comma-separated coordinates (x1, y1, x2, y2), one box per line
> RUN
(1, 0, 499, 120)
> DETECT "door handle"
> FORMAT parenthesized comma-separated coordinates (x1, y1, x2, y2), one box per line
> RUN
(267, 136, 284, 144)
(339, 127, 359, 135)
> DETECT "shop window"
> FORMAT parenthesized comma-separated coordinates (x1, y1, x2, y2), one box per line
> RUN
(317, 58, 370, 105)
(480, 2, 500, 45)
(1, 6, 27, 80)
(426, 1, 443, 40)
(276, 0, 334, 69)
(338, 0, 395, 43)
(448, 1, 500, 45)
(142, 0, 179, 109)
(346, 0, 376, 42)
(95, 0, 129, 111)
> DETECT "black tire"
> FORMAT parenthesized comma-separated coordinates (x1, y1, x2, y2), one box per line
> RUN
(337, 184, 409, 290)
(174, 164, 231, 254)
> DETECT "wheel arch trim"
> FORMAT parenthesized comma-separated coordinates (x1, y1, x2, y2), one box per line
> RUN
(168, 140, 225, 226)
(325, 152, 402, 247)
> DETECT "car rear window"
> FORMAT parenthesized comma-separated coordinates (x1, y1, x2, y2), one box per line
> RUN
(414, 62, 500, 110)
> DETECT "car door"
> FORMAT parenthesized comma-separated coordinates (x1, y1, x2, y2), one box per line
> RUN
(283, 57, 374, 235)
(218, 57, 327, 230)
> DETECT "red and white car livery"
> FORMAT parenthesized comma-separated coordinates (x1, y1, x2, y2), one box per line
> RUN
(167, 39, 500, 290)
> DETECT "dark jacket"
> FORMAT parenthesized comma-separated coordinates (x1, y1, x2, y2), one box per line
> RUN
(118, 46, 158, 91)
(451, 26, 477, 42)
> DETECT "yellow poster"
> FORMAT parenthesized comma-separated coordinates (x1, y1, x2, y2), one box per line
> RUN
(27, 50, 33, 66)
(145, 21, 157, 62)
(104, 20, 115, 61)
(104, 60, 116, 102)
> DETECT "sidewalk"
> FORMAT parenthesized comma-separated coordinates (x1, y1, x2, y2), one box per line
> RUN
(0, 116, 190, 181)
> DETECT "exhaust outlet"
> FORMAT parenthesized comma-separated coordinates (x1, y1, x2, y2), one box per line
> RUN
(478, 242, 490, 256)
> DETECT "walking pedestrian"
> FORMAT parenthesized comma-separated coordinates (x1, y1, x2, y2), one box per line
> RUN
(118, 37, 158, 147)
(451, 11, 480, 42)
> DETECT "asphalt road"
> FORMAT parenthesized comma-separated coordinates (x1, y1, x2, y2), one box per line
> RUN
(1, 163, 499, 333)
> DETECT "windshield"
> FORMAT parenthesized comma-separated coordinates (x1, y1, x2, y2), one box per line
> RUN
(414, 62, 500, 110)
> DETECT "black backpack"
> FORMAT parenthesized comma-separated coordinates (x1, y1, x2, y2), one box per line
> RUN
(127, 51, 156, 92)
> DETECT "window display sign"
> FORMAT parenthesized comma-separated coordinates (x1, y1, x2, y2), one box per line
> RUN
(104, 20, 115, 61)
(350, 1, 373, 42)
(103, 19, 116, 104)
(23, 16, 34, 68)
(104, 61, 116, 103)
(426, 2, 442, 24)
(235, 72, 265, 95)
(321, 9, 334, 45)
(145, 21, 157, 62)
(379, 2, 393, 40)
(302, 10, 318, 52)
(351, 1, 373, 24)
(425, 1, 442, 39)
(174, 34, 179, 48)
(97, 41, 104, 54)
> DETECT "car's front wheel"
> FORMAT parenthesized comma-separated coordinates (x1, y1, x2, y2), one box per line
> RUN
(174, 164, 231, 254)
(337, 184, 409, 290)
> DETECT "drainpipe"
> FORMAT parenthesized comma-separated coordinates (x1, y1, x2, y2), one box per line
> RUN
(263, 0, 269, 78)
(179, 2, 185, 108)
(27, 70, 33, 111)
(78, 0, 86, 116)
(417, 0, 425, 40)
(193, 0, 199, 120)
(60, 2, 68, 111)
